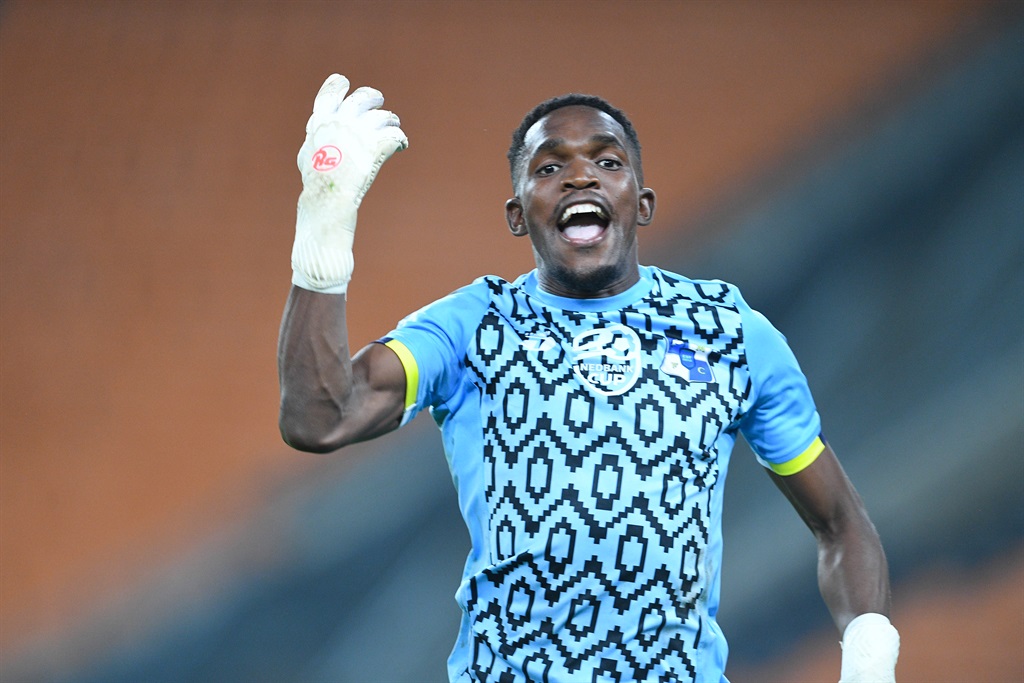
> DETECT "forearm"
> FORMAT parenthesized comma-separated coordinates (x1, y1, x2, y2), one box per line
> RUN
(817, 515, 892, 634)
(819, 514, 900, 683)
(277, 286, 353, 452)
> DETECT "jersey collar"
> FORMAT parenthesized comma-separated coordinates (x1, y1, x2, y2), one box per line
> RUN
(520, 266, 655, 312)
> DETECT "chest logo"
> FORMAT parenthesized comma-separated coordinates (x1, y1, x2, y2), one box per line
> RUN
(661, 340, 716, 383)
(571, 324, 642, 396)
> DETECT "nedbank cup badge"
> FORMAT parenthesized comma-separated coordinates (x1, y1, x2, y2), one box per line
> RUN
(661, 339, 715, 383)
(572, 324, 642, 396)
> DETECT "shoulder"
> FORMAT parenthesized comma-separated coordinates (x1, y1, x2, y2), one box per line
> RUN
(646, 265, 745, 309)
(390, 276, 520, 352)
(644, 266, 787, 353)
(401, 276, 498, 323)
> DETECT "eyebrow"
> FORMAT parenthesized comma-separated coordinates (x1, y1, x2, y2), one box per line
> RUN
(533, 133, 625, 157)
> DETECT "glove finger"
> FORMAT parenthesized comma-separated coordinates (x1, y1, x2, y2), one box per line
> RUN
(377, 127, 409, 153)
(361, 108, 403, 130)
(312, 73, 350, 115)
(339, 86, 386, 116)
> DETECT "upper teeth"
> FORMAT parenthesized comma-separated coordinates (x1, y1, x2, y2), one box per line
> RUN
(560, 203, 606, 225)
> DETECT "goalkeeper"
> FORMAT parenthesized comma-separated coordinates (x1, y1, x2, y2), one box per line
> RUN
(277, 74, 900, 682)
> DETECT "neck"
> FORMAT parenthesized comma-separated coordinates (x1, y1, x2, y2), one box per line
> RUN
(537, 263, 640, 299)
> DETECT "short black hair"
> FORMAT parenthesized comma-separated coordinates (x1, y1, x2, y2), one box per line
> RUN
(507, 94, 644, 190)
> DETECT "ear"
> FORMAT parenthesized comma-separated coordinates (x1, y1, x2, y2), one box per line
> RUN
(637, 187, 656, 227)
(505, 197, 528, 236)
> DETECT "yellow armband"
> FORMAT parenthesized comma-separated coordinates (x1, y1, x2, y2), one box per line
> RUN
(383, 338, 418, 416)
(768, 436, 825, 476)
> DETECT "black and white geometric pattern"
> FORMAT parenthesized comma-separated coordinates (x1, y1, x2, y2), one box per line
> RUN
(455, 271, 751, 682)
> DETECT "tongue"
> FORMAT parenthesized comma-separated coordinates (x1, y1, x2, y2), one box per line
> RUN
(563, 223, 603, 241)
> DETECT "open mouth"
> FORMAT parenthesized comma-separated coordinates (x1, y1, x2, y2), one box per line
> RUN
(557, 202, 609, 244)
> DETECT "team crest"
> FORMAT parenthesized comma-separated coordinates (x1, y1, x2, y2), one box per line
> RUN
(571, 324, 642, 396)
(661, 339, 715, 383)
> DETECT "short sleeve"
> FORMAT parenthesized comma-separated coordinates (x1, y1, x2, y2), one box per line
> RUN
(377, 280, 490, 426)
(737, 291, 824, 475)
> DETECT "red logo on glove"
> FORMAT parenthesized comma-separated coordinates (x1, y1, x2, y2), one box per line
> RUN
(312, 145, 342, 172)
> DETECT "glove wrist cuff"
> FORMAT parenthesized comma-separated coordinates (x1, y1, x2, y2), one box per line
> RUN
(291, 191, 358, 292)
(291, 269, 348, 295)
(839, 613, 900, 683)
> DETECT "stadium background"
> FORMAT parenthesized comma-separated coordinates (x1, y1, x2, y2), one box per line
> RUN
(1, 1, 1021, 681)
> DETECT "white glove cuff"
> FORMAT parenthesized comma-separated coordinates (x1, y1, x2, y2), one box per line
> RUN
(291, 269, 348, 295)
(840, 613, 900, 683)
(290, 183, 358, 293)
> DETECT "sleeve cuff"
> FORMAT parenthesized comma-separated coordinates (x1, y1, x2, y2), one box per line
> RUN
(767, 435, 825, 476)
(382, 338, 418, 423)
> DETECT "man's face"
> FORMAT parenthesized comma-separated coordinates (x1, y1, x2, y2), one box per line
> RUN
(506, 105, 656, 299)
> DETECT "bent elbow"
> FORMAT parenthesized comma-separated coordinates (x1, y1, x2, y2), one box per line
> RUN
(281, 430, 335, 454)
(278, 411, 344, 454)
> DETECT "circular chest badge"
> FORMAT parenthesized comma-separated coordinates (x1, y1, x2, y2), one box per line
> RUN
(571, 323, 642, 396)
(311, 145, 342, 172)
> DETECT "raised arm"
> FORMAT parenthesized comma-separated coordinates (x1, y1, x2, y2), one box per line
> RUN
(277, 74, 409, 453)
(769, 443, 900, 682)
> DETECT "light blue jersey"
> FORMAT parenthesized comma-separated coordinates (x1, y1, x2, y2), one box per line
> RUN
(381, 266, 823, 683)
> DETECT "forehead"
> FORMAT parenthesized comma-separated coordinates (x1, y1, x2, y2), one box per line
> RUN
(523, 105, 628, 156)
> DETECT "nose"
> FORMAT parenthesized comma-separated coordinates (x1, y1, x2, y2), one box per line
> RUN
(562, 158, 598, 190)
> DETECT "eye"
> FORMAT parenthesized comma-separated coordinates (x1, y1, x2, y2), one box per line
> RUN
(536, 163, 560, 176)
(598, 158, 623, 170)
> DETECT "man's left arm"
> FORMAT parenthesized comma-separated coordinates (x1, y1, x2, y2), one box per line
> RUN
(769, 442, 900, 682)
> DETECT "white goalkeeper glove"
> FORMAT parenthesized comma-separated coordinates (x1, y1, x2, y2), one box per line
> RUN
(839, 613, 900, 683)
(291, 73, 408, 293)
